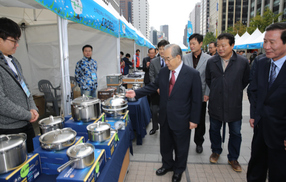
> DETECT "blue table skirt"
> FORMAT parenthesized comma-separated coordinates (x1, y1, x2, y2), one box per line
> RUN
(34, 121, 134, 182)
(127, 96, 151, 145)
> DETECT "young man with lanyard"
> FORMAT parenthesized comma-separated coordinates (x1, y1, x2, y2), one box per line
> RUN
(0, 17, 39, 153)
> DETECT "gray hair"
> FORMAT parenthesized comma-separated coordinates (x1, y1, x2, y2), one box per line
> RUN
(164, 44, 182, 60)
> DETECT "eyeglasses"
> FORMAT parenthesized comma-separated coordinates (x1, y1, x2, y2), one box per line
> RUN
(6, 38, 20, 45)
(165, 57, 175, 62)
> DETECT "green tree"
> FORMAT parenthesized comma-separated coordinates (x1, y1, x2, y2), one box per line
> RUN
(248, 8, 284, 34)
(226, 21, 247, 36)
(203, 32, 216, 51)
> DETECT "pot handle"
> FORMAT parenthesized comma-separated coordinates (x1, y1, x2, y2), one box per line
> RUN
(57, 158, 80, 173)
(102, 105, 128, 111)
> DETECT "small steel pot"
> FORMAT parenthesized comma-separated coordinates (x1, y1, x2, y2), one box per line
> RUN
(87, 122, 111, 142)
(0, 133, 27, 174)
(57, 143, 95, 172)
(102, 95, 128, 117)
(39, 128, 77, 151)
(38, 115, 64, 134)
(71, 95, 101, 122)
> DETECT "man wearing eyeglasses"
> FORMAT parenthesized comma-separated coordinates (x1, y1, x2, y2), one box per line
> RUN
(0, 17, 39, 153)
(126, 44, 202, 182)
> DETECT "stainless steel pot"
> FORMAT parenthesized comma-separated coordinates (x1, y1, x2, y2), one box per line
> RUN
(87, 122, 111, 142)
(57, 143, 95, 172)
(0, 133, 27, 174)
(132, 83, 141, 90)
(39, 128, 77, 151)
(71, 94, 101, 122)
(38, 115, 64, 134)
(102, 95, 128, 117)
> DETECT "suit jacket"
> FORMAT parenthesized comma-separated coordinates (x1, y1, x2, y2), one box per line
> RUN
(149, 56, 162, 83)
(183, 52, 211, 100)
(142, 56, 151, 84)
(248, 56, 286, 149)
(135, 63, 202, 130)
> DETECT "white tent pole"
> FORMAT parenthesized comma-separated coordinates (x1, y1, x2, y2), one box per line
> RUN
(57, 16, 71, 117)
(117, 20, 120, 73)
(133, 42, 136, 71)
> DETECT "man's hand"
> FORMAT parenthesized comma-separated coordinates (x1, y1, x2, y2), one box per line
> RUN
(157, 89, 160, 94)
(30, 109, 39, 123)
(125, 90, 136, 98)
(147, 62, 150, 67)
(189, 122, 197, 129)
(284, 140, 286, 151)
(203, 95, 209, 102)
(249, 118, 255, 128)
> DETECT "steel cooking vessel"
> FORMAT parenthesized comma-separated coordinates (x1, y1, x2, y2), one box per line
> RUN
(0, 133, 27, 174)
(39, 128, 77, 151)
(87, 122, 111, 142)
(101, 95, 128, 117)
(38, 115, 64, 134)
(71, 94, 101, 122)
(57, 143, 95, 172)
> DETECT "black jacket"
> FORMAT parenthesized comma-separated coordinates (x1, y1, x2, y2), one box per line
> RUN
(142, 56, 151, 84)
(206, 51, 250, 122)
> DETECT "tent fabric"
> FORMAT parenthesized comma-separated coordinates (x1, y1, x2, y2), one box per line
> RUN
(234, 31, 251, 49)
(35, 0, 119, 37)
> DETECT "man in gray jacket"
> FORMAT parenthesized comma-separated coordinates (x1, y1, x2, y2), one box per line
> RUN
(0, 17, 39, 152)
(183, 33, 211, 154)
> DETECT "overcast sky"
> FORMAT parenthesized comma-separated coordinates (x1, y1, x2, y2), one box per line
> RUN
(149, 0, 201, 45)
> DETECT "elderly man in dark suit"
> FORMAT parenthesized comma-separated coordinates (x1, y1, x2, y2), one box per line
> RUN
(142, 48, 156, 85)
(183, 33, 211, 153)
(148, 40, 170, 135)
(126, 44, 202, 182)
(247, 22, 286, 182)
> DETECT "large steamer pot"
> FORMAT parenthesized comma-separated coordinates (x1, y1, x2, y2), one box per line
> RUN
(57, 143, 95, 172)
(87, 122, 111, 142)
(38, 115, 64, 134)
(102, 95, 128, 117)
(39, 128, 77, 151)
(0, 133, 27, 174)
(71, 95, 101, 122)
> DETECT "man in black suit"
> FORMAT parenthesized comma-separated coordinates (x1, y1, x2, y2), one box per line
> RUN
(247, 22, 286, 181)
(142, 48, 156, 85)
(148, 40, 170, 135)
(126, 44, 202, 182)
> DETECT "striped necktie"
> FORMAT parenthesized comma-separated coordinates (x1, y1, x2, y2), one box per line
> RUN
(269, 62, 277, 88)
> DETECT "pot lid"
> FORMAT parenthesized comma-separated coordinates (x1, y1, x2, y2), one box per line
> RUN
(0, 133, 27, 152)
(102, 95, 127, 107)
(87, 122, 110, 132)
(67, 143, 94, 158)
(39, 116, 63, 126)
(39, 128, 76, 144)
(71, 94, 100, 106)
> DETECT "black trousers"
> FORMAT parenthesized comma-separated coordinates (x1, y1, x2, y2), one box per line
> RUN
(160, 120, 191, 174)
(194, 102, 206, 146)
(0, 123, 35, 153)
(247, 120, 286, 182)
(150, 93, 160, 130)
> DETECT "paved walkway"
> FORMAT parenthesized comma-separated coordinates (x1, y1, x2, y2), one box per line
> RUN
(125, 91, 263, 182)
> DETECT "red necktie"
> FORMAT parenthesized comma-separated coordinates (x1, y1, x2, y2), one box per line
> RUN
(169, 70, 176, 96)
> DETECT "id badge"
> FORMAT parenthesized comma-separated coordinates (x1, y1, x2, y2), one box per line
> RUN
(91, 72, 96, 80)
(20, 79, 31, 97)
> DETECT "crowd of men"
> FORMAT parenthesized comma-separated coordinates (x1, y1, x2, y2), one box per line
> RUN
(127, 22, 286, 182)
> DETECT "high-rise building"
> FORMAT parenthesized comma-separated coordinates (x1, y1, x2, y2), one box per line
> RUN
(200, 0, 210, 36)
(150, 27, 158, 46)
(160, 25, 169, 41)
(189, 3, 201, 34)
(183, 24, 188, 47)
(103, 0, 120, 14)
(248, 0, 286, 24)
(132, 0, 150, 39)
(120, 0, 132, 22)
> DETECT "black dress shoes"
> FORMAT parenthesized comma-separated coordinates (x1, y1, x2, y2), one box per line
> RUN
(196, 145, 203, 153)
(155, 167, 173, 176)
(172, 173, 182, 182)
(149, 129, 156, 135)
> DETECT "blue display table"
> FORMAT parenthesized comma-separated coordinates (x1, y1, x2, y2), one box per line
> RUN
(127, 96, 151, 145)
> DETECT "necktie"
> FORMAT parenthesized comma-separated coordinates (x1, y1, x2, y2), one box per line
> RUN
(161, 59, 164, 67)
(269, 62, 277, 88)
(169, 70, 176, 96)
